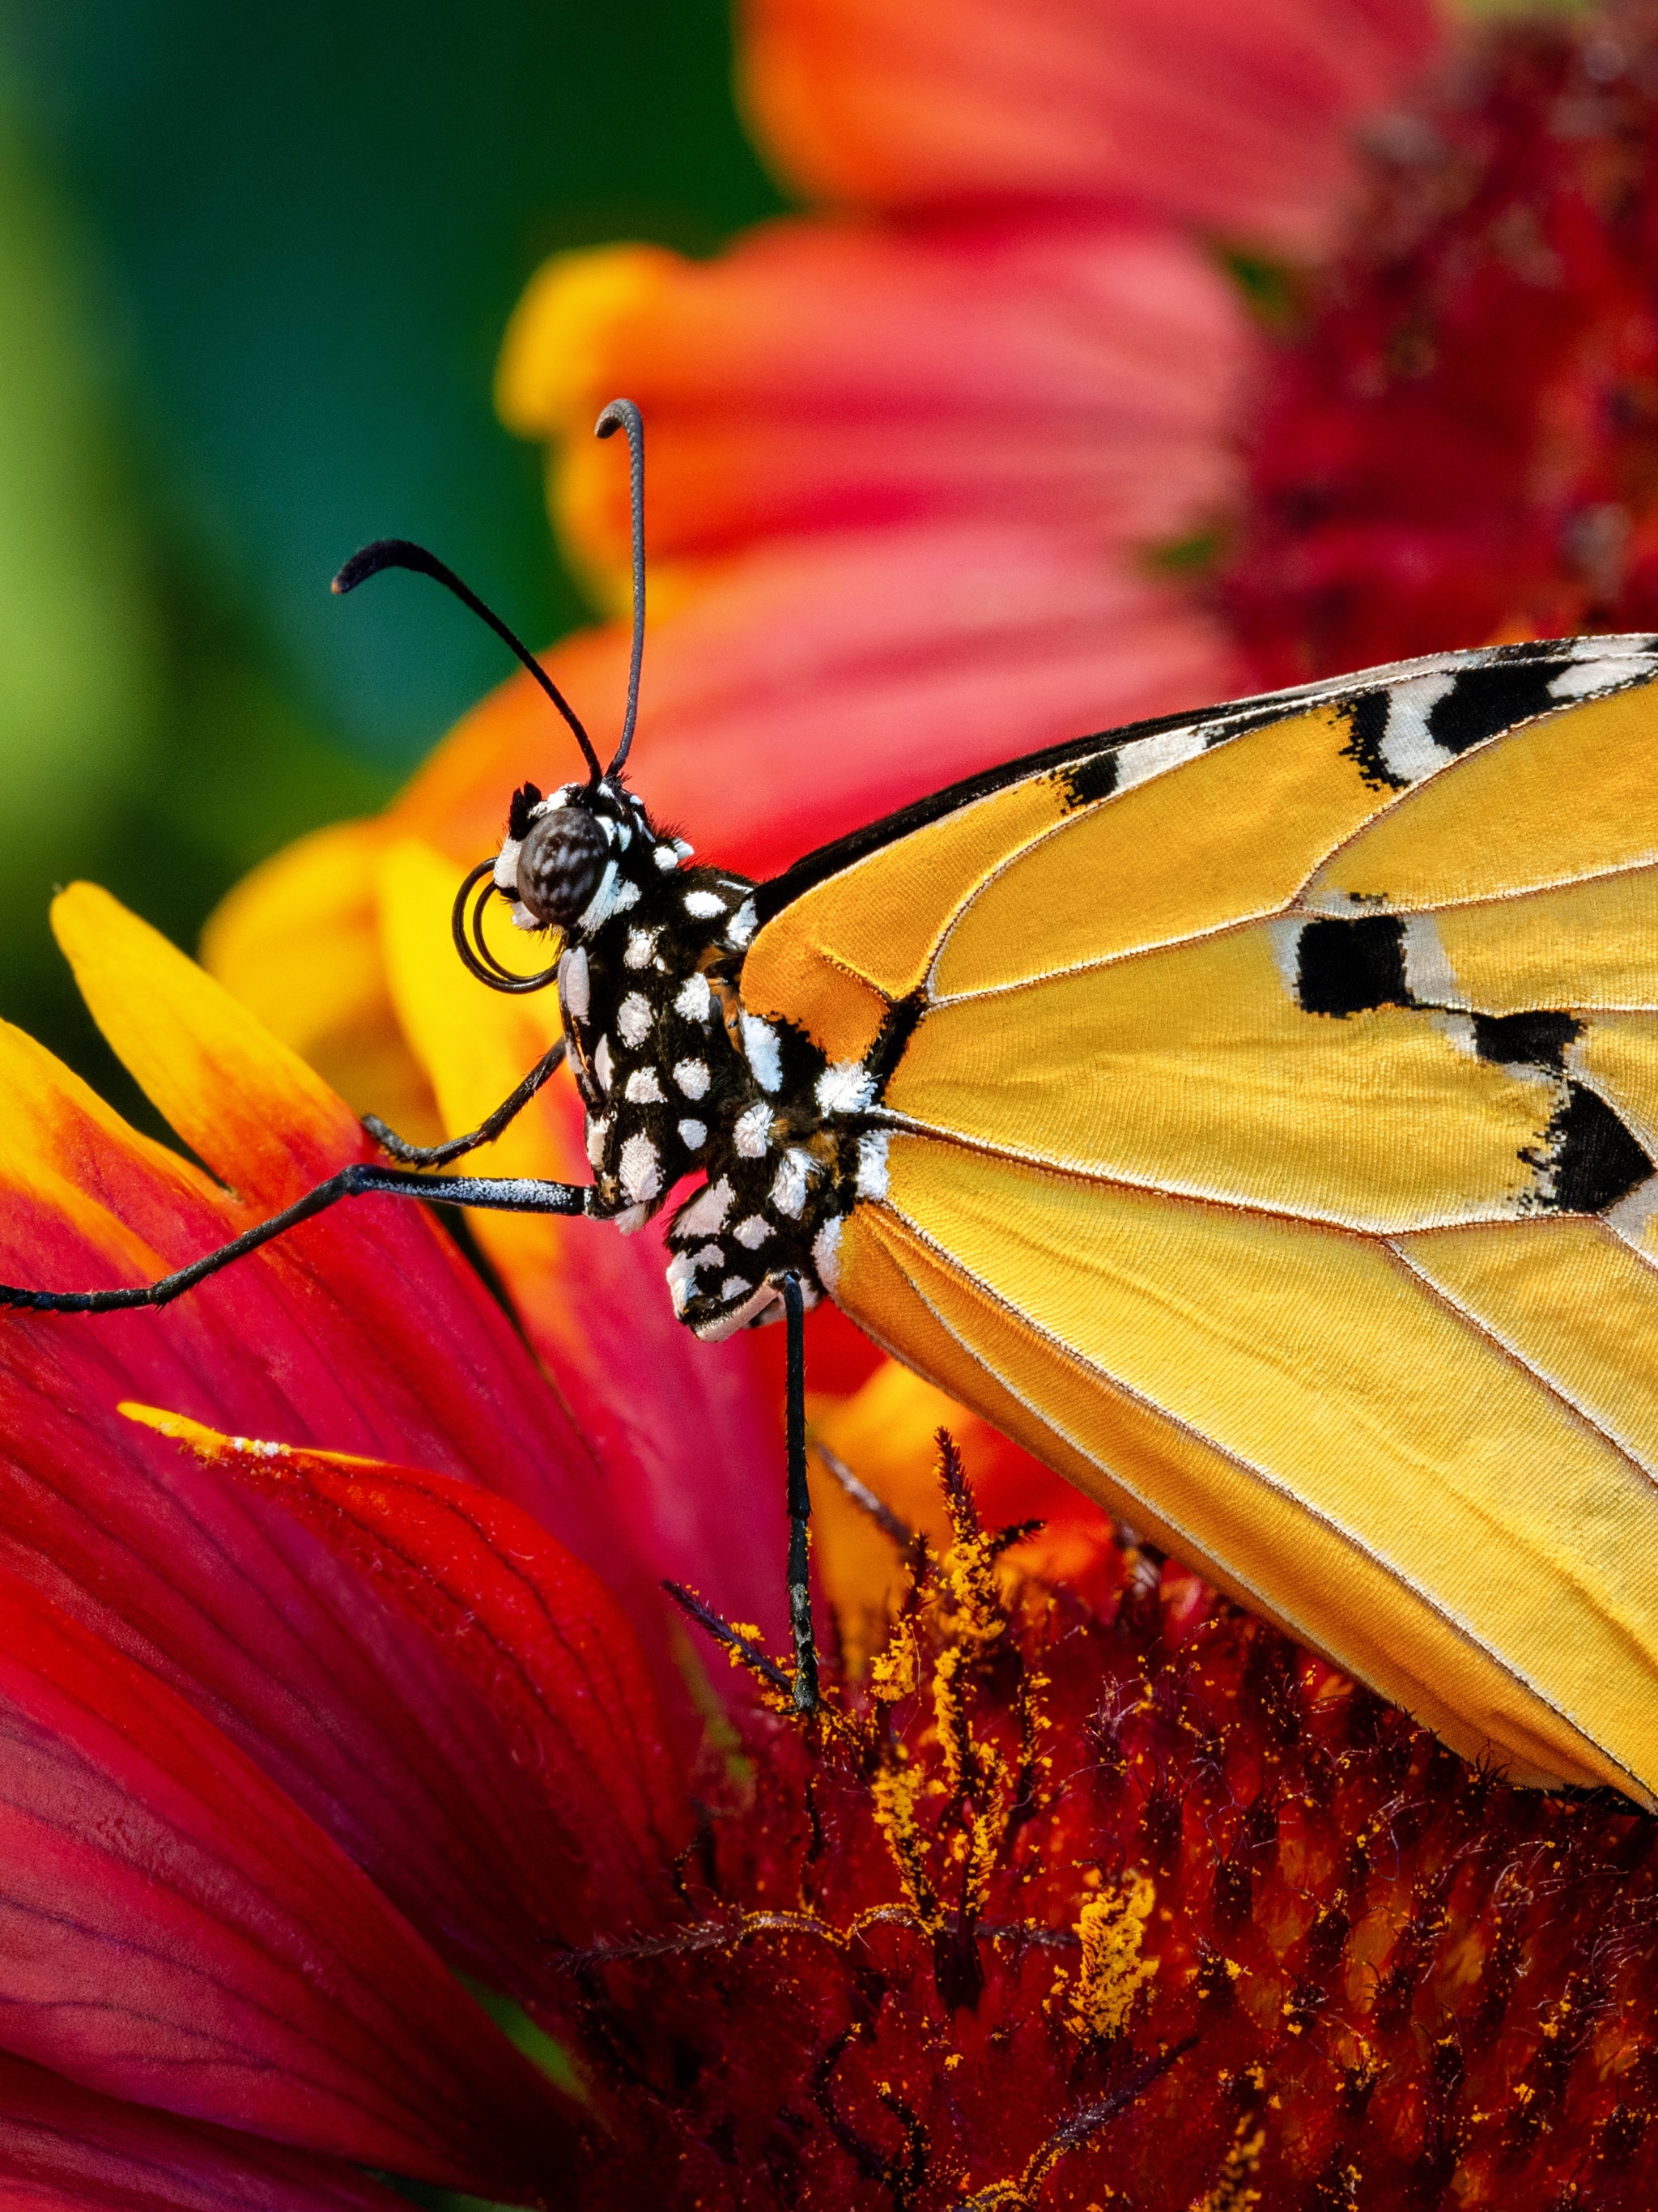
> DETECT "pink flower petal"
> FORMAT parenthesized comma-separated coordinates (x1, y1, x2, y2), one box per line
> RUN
(399, 521, 1246, 885)
(500, 215, 1251, 578)
(0, 1563, 574, 2191)
(0, 2048, 404, 2210)
(740, 0, 1444, 257)
(125, 1402, 687, 1943)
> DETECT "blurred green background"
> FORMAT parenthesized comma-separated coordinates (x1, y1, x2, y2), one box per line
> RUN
(0, 0, 783, 1115)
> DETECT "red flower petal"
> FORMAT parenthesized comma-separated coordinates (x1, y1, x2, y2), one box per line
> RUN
(0, 2048, 405, 2210)
(500, 217, 1250, 580)
(125, 1402, 687, 1942)
(740, 0, 1444, 258)
(397, 520, 1245, 885)
(0, 1563, 573, 2192)
(0, 968, 687, 1994)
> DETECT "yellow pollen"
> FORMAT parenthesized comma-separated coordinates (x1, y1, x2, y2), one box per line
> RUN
(1068, 1872, 1158, 2040)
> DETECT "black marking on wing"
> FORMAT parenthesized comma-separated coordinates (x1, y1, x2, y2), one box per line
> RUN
(1058, 751, 1120, 808)
(1341, 691, 1400, 790)
(1296, 917, 1410, 1017)
(1426, 661, 1571, 756)
(865, 990, 929, 1095)
(1469, 1010, 1580, 1071)
(1525, 1085, 1654, 1214)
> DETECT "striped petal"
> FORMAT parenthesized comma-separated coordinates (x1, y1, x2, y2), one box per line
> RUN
(0, 2051, 405, 2211)
(125, 1402, 687, 1940)
(0, 1563, 574, 2192)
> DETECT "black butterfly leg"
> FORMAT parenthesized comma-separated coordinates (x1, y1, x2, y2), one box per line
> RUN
(0, 1164, 591, 1315)
(780, 1273, 818, 1712)
(363, 1040, 568, 1168)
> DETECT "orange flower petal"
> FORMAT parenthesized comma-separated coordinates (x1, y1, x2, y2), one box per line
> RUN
(198, 821, 440, 1141)
(501, 216, 1252, 589)
(739, 0, 1444, 258)
(53, 883, 363, 1203)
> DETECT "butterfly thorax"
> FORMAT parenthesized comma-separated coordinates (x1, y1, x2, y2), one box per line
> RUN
(501, 777, 862, 1338)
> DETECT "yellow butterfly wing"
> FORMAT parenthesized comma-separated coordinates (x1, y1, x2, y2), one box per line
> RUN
(742, 641, 1658, 1803)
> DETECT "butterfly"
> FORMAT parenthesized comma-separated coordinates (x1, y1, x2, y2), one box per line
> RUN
(11, 400, 1658, 1808)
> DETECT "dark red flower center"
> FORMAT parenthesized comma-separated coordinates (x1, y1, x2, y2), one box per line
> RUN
(1226, 0, 1658, 684)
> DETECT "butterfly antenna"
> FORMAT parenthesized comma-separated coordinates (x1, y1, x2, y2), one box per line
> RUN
(333, 537, 604, 784)
(595, 398, 645, 776)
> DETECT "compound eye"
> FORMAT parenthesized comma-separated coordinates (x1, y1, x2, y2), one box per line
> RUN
(516, 807, 609, 929)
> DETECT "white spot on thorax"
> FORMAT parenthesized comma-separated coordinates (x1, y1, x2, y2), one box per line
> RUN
(673, 1057, 710, 1100)
(813, 1216, 843, 1295)
(585, 1111, 611, 1169)
(816, 1061, 875, 1117)
(857, 1131, 890, 1201)
(678, 1117, 707, 1151)
(617, 993, 653, 1048)
(675, 973, 713, 1022)
(733, 1214, 768, 1250)
(618, 1132, 661, 1205)
(576, 859, 619, 934)
(653, 844, 679, 871)
(624, 927, 661, 969)
(771, 1149, 815, 1218)
(593, 1036, 614, 1093)
(728, 895, 758, 949)
(665, 1240, 725, 1315)
(678, 1177, 734, 1237)
(740, 1014, 783, 1092)
(624, 1067, 665, 1104)
(558, 943, 589, 1023)
(734, 1102, 772, 1157)
(683, 889, 726, 919)
(720, 1274, 752, 1301)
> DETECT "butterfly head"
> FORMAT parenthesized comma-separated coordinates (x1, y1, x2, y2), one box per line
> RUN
(491, 778, 691, 940)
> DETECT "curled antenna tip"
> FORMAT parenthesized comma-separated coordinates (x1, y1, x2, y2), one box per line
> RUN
(331, 537, 429, 596)
(595, 396, 640, 440)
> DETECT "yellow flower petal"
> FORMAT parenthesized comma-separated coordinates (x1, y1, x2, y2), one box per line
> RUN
(496, 244, 678, 438)
(53, 880, 362, 1202)
(200, 819, 441, 1146)
(376, 836, 572, 1309)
